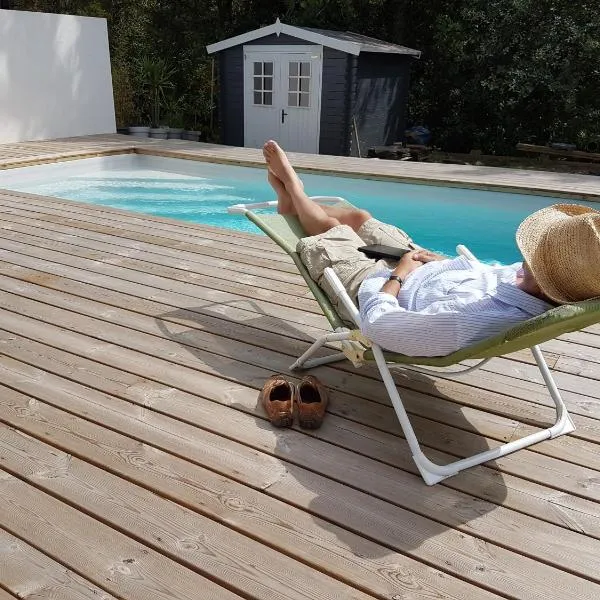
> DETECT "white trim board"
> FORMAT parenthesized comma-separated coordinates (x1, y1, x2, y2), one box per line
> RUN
(207, 18, 420, 57)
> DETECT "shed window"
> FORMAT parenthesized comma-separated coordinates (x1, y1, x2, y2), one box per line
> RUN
(253, 62, 274, 105)
(288, 61, 310, 108)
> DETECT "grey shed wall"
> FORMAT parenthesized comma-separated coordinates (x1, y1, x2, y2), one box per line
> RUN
(352, 53, 412, 157)
(216, 33, 352, 154)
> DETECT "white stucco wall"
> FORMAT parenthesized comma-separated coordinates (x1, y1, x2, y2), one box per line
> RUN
(0, 9, 116, 143)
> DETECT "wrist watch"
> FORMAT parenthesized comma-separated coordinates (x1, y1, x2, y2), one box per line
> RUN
(388, 275, 404, 285)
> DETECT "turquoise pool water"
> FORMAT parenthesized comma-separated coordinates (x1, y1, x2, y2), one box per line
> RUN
(3, 155, 597, 264)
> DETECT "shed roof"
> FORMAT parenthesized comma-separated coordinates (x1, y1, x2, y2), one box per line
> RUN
(206, 18, 421, 58)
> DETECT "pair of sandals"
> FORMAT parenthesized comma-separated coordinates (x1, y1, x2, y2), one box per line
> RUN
(259, 374, 328, 429)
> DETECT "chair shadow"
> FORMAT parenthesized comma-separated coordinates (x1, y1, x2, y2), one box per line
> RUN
(155, 300, 509, 558)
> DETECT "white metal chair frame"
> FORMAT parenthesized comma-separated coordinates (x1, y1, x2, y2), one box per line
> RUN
(229, 198, 576, 485)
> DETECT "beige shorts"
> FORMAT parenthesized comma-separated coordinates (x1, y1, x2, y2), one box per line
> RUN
(297, 218, 414, 317)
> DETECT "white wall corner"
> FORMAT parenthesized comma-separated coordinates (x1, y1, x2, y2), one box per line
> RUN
(0, 9, 116, 143)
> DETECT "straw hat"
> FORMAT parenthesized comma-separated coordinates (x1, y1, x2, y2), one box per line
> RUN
(516, 203, 600, 303)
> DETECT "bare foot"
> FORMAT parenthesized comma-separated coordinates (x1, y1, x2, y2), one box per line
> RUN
(263, 140, 301, 189)
(268, 170, 295, 215)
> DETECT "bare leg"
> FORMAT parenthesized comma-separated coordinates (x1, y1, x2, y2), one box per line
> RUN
(267, 170, 295, 215)
(264, 141, 371, 235)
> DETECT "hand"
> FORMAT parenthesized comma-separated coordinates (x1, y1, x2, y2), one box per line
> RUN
(411, 249, 448, 263)
(392, 250, 425, 280)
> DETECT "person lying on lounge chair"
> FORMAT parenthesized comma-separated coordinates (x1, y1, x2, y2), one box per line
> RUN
(262, 140, 600, 357)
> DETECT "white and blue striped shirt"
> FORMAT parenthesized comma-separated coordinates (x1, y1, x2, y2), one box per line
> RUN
(357, 256, 552, 357)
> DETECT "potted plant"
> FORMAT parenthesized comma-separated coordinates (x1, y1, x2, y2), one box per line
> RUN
(164, 97, 186, 140)
(140, 56, 175, 139)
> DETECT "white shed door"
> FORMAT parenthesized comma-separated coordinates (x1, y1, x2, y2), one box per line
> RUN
(244, 46, 322, 154)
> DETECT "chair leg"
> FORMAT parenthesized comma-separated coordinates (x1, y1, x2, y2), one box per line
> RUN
(289, 331, 351, 370)
(372, 344, 576, 485)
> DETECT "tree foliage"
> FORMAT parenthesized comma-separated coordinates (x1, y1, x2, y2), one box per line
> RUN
(9, 0, 600, 152)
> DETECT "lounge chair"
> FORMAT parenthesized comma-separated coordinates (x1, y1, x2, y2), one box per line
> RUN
(228, 198, 599, 485)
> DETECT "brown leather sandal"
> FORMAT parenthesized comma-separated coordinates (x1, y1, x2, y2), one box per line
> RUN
(295, 375, 328, 429)
(259, 375, 295, 427)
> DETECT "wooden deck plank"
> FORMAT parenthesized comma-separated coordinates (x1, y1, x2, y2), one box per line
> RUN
(0, 443, 377, 600)
(1, 345, 600, 585)
(2, 328, 600, 542)
(1, 136, 600, 600)
(0, 189, 279, 247)
(0, 213, 309, 297)
(0, 426, 497, 600)
(2, 389, 598, 600)
(0, 210, 303, 286)
(1, 287, 599, 499)
(0, 197, 294, 270)
(0, 472, 244, 600)
(0, 528, 116, 600)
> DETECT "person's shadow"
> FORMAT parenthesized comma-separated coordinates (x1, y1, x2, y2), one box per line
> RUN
(155, 301, 509, 561)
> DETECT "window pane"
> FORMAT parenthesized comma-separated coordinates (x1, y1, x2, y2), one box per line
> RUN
(254, 77, 262, 91)
(299, 93, 309, 107)
(263, 77, 272, 91)
(263, 92, 272, 105)
(289, 62, 298, 76)
(253, 62, 262, 76)
(254, 91, 262, 105)
(288, 78, 298, 92)
(299, 62, 310, 76)
(299, 78, 310, 92)
(288, 93, 298, 107)
(264, 62, 273, 76)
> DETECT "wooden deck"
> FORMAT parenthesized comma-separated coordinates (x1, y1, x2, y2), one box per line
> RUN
(1, 137, 600, 599)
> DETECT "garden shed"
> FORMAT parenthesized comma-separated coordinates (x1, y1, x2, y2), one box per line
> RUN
(207, 19, 420, 156)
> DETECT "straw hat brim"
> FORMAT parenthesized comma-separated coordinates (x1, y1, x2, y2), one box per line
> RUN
(516, 204, 600, 303)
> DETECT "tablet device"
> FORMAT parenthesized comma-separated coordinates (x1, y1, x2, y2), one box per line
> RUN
(358, 245, 411, 260)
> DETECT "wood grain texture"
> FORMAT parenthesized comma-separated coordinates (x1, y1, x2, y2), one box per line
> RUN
(0, 528, 116, 599)
(0, 425, 489, 600)
(2, 393, 599, 600)
(0, 472, 243, 600)
(2, 329, 600, 543)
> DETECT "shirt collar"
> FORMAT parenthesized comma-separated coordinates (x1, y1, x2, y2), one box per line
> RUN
(495, 282, 553, 316)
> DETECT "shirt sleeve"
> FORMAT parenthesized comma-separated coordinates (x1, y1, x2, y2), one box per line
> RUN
(358, 290, 465, 356)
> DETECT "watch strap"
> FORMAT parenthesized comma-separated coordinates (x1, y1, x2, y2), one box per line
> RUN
(388, 275, 404, 285)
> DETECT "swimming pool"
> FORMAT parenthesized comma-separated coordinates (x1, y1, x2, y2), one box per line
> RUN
(1, 153, 596, 263)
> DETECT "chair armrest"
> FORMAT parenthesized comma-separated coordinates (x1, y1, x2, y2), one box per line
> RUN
(227, 201, 278, 214)
(323, 267, 362, 327)
(227, 196, 346, 214)
(456, 244, 478, 261)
